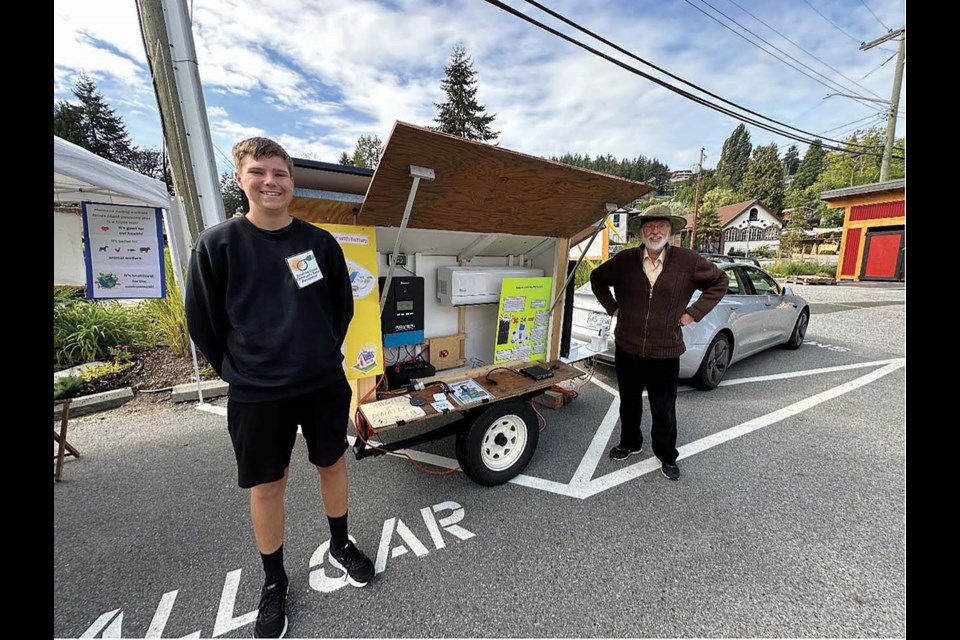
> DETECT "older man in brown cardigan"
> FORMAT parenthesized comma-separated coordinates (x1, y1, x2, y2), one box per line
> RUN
(590, 204, 728, 480)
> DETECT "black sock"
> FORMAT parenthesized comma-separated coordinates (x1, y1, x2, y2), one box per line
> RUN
(328, 513, 348, 550)
(260, 545, 287, 587)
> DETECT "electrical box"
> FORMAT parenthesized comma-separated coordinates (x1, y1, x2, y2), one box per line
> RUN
(436, 266, 545, 306)
(378, 276, 424, 347)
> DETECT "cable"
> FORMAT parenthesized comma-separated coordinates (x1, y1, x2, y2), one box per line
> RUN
(688, 0, 885, 111)
(493, 0, 901, 159)
(353, 376, 461, 476)
(530, 400, 547, 432)
(524, 0, 887, 154)
(723, 0, 886, 101)
(484, 366, 527, 386)
(801, 0, 897, 54)
(859, 0, 890, 31)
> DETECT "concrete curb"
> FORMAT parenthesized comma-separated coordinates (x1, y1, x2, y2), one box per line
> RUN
(54, 387, 135, 419)
(171, 379, 229, 403)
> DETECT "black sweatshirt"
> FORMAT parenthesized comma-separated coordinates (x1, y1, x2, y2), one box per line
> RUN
(185, 216, 353, 401)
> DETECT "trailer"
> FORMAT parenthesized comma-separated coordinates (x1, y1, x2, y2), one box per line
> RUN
(289, 122, 652, 485)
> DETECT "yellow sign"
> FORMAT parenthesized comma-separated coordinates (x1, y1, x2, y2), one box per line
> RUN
(315, 224, 384, 380)
(494, 277, 553, 364)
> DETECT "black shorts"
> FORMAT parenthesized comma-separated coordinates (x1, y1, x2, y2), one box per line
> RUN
(227, 378, 352, 488)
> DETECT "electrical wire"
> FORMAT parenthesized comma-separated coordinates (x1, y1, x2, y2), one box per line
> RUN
(530, 400, 548, 432)
(859, 0, 890, 31)
(687, 0, 885, 112)
(523, 0, 888, 154)
(488, 0, 901, 159)
(353, 376, 461, 476)
(723, 0, 887, 101)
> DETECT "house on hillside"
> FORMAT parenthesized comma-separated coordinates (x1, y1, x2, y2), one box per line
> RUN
(675, 199, 782, 255)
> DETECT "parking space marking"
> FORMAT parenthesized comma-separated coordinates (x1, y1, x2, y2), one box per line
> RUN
(577, 358, 905, 498)
(193, 358, 904, 501)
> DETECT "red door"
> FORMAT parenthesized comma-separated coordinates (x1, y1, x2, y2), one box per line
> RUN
(840, 228, 862, 277)
(860, 230, 904, 280)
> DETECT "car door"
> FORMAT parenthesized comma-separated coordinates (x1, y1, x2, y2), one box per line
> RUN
(741, 266, 795, 345)
(722, 266, 771, 357)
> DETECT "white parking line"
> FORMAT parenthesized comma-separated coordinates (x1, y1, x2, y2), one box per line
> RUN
(193, 359, 905, 500)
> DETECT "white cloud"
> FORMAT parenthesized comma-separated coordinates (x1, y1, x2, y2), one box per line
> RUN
(54, 0, 905, 176)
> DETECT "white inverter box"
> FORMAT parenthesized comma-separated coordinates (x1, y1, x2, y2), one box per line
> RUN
(436, 266, 545, 306)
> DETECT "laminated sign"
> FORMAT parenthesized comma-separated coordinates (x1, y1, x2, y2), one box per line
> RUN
(493, 277, 553, 364)
(316, 224, 384, 380)
(82, 203, 166, 299)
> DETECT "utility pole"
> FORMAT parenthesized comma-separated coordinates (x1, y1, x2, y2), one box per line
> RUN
(860, 27, 905, 182)
(690, 148, 705, 251)
(137, 0, 225, 244)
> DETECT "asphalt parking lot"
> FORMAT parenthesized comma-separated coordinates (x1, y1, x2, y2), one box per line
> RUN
(53, 282, 905, 639)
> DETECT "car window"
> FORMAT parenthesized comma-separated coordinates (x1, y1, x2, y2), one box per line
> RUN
(723, 268, 743, 295)
(743, 267, 780, 295)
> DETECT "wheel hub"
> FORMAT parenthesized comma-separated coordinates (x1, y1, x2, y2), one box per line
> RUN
(480, 414, 528, 471)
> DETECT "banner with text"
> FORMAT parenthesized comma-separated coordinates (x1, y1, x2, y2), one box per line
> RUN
(317, 223, 384, 380)
(82, 203, 166, 299)
(493, 277, 553, 364)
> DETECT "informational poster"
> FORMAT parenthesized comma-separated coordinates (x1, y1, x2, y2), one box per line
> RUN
(82, 203, 166, 299)
(317, 223, 384, 380)
(493, 277, 553, 364)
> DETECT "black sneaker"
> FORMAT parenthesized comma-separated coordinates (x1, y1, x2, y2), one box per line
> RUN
(609, 444, 643, 461)
(661, 462, 681, 481)
(329, 540, 376, 587)
(253, 580, 288, 639)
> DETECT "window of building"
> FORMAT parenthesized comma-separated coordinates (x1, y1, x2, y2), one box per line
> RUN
(749, 227, 764, 241)
(763, 226, 780, 240)
(749, 207, 759, 221)
(724, 228, 741, 242)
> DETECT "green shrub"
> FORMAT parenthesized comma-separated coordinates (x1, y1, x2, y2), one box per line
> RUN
(574, 260, 595, 290)
(765, 261, 836, 277)
(79, 361, 132, 382)
(53, 375, 83, 401)
(143, 248, 190, 357)
(54, 293, 155, 370)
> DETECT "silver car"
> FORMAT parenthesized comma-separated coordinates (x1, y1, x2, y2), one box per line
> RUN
(571, 258, 810, 389)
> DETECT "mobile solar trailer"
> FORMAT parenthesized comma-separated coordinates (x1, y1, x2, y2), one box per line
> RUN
(289, 122, 652, 485)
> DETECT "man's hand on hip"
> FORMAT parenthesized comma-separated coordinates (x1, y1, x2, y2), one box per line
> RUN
(679, 312, 694, 326)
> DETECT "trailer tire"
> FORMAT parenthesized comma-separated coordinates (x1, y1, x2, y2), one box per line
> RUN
(455, 399, 539, 486)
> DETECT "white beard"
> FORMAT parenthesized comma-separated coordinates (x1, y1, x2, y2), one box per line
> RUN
(644, 235, 668, 252)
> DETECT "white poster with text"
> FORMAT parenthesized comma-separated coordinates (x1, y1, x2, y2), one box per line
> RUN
(83, 203, 166, 299)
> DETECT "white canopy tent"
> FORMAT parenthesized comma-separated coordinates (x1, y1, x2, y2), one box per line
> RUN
(53, 136, 192, 274)
(53, 135, 204, 399)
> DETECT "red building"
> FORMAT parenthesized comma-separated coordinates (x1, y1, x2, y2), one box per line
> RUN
(820, 179, 905, 282)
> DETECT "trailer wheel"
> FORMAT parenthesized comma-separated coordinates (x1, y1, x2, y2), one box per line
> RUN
(455, 399, 540, 486)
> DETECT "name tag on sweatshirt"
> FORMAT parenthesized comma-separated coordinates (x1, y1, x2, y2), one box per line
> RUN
(286, 250, 324, 288)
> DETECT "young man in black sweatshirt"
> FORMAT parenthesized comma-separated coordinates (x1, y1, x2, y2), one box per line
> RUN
(185, 137, 374, 638)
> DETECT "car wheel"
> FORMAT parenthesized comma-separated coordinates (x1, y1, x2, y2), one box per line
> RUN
(695, 333, 730, 390)
(455, 399, 540, 486)
(784, 308, 809, 350)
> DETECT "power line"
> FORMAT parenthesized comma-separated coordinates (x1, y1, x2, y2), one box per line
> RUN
(859, 0, 890, 31)
(817, 113, 885, 136)
(688, 0, 882, 111)
(510, 0, 898, 158)
(802, 0, 896, 53)
(724, 0, 885, 101)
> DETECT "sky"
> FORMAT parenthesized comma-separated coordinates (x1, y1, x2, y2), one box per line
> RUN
(53, 0, 906, 178)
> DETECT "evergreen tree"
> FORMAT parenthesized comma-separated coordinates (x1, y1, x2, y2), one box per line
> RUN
(337, 151, 354, 166)
(714, 124, 752, 192)
(219, 171, 244, 215)
(740, 143, 785, 213)
(72, 73, 134, 164)
(782, 144, 800, 176)
(434, 43, 499, 142)
(53, 101, 85, 145)
(791, 139, 827, 190)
